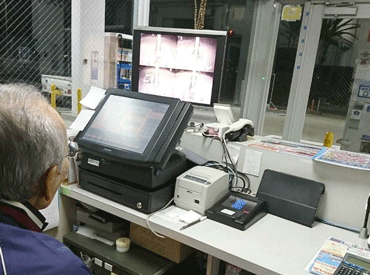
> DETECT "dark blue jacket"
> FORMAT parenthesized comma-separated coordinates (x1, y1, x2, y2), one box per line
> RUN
(0, 201, 91, 275)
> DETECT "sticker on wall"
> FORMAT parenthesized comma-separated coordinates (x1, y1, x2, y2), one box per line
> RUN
(91, 51, 99, 81)
(281, 5, 302, 21)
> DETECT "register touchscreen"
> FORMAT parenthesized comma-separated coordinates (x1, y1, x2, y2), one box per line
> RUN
(81, 95, 169, 154)
(75, 89, 193, 169)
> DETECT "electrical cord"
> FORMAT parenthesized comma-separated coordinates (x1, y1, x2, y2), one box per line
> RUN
(220, 137, 239, 189)
(205, 161, 236, 189)
(145, 197, 174, 239)
(315, 217, 360, 233)
(203, 160, 251, 194)
(186, 122, 204, 133)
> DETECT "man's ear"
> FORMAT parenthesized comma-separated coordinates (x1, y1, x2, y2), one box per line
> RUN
(29, 165, 59, 210)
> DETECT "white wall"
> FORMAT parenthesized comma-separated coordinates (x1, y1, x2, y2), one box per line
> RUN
(351, 19, 370, 67)
(71, 0, 105, 114)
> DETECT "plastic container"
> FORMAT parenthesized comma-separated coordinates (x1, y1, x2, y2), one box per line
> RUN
(323, 131, 334, 147)
(116, 237, 130, 253)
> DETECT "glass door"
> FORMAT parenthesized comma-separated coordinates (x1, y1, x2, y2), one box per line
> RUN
(282, 2, 370, 147)
(263, 4, 304, 137)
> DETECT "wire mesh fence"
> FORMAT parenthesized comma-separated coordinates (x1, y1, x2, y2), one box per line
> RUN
(0, 0, 71, 110)
(0, 0, 132, 113)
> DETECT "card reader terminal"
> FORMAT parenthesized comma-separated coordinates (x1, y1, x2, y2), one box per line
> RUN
(206, 192, 266, 230)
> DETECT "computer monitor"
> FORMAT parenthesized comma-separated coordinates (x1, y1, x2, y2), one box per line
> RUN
(75, 89, 193, 169)
(131, 26, 227, 107)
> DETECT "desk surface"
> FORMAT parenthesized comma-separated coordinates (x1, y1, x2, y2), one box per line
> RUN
(60, 184, 368, 275)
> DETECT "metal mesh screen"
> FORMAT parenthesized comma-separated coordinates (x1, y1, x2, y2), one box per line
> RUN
(0, 0, 132, 114)
(0, 0, 71, 110)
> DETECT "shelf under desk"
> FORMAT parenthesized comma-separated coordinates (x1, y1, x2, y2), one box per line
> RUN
(63, 232, 174, 275)
(59, 184, 368, 275)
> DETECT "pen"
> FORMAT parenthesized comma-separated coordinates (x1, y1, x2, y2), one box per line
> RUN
(180, 216, 207, 230)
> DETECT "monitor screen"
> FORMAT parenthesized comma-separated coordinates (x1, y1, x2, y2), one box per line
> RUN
(81, 95, 169, 154)
(75, 89, 193, 169)
(132, 27, 227, 107)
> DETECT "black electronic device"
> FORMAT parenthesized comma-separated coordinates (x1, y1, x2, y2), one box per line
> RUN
(256, 169, 325, 228)
(205, 192, 266, 231)
(131, 26, 227, 107)
(79, 150, 187, 189)
(334, 253, 370, 275)
(79, 169, 175, 214)
(75, 89, 193, 170)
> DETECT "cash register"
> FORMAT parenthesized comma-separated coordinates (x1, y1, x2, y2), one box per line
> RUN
(74, 89, 193, 213)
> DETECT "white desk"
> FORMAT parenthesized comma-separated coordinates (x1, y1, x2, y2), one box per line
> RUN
(58, 184, 368, 275)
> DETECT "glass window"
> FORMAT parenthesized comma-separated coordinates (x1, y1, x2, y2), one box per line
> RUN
(263, 13, 303, 137)
(303, 18, 370, 148)
(149, 0, 256, 111)
(105, 0, 133, 34)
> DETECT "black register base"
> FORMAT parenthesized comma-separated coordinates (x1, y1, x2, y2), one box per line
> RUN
(79, 168, 176, 214)
(78, 150, 187, 213)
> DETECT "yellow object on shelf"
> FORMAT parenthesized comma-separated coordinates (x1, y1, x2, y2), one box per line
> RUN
(323, 131, 334, 147)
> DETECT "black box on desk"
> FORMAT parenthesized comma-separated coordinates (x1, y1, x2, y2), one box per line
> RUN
(256, 169, 325, 227)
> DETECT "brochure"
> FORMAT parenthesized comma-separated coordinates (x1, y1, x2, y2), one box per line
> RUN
(313, 147, 370, 171)
(306, 237, 370, 275)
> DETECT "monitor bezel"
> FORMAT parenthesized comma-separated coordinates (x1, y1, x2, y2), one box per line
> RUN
(131, 26, 227, 107)
(75, 89, 188, 167)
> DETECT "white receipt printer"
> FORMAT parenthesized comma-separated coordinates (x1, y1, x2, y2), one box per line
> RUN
(174, 166, 229, 215)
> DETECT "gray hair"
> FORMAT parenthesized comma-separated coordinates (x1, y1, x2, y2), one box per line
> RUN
(0, 84, 67, 201)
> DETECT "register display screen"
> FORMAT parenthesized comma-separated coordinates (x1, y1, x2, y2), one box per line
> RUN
(222, 195, 257, 214)
(81, 95, 169, 154)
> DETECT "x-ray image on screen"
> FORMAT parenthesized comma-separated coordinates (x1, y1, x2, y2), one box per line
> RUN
(176, 36, 217, 73)
(140, 34, 177, 68)
(139, 67, 213, 104)
(138, 33, 219, 105)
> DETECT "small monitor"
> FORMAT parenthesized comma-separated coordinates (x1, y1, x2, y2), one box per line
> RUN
(75, 89, 193, 169)
(132, 26, 227, 106)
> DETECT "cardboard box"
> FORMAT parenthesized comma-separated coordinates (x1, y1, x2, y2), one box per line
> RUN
(129, 223, 195, 264)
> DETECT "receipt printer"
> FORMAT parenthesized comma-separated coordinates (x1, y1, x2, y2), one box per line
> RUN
(174, 166, 229, 215)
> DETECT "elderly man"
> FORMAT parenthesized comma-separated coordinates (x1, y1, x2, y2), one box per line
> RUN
(0, 84, 91, 274)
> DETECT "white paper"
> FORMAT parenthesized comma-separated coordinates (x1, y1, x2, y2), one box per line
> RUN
(69, 109, 95, 131)
(179, 210, 203, 224)
(79, 86, 106, 110)
(40, 190, 59, 231)
(226, 144, 241, 164)
(242, 150, 262, 176)
(156, 205, 189, 223)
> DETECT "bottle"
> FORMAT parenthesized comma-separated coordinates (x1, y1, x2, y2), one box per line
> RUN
(323, 131, 334, 147)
